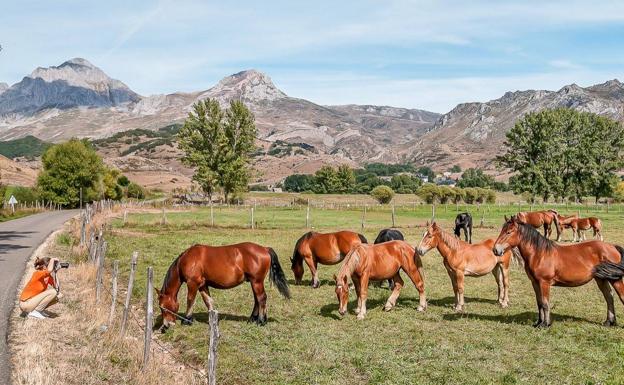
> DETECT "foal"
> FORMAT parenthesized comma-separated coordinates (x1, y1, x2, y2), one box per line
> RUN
(417, 222, 512, 311)
(334, 240, 427, 320)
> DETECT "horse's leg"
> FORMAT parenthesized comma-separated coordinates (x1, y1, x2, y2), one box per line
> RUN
(251, 279, 268, 325)
(544, 223, 550, 238)
(609, 280, 624, 308)
(383, 273, 404, 311)
(492, 265, 504, 307)
(404, 264, 427, 312)
(352, 276, 362, 314)
(356, 274, 370, 320)
(248, 285, 259, 323)
(538, 281, 552, 327)
(303, 253, 320, 288)
(468, 225, 473, 244)
(199, 286, 214, 311)
(446, 267, 459, 309)
(183, 281, 200, 325)
(528, 276, 543, 327)
(455, 270, 466, 312)
(596, 279, 616, 326)
(501, 264, 510, 308)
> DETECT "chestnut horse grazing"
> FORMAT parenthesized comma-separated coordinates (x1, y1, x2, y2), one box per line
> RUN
(493, 216, 624, 327)
(334, 240, 427, 319)
(417, 222, 512, 311)
(292, 231, 367, 288)
(157, 243, 290, 330)
(558, 214, 603, 242)
(516, 209, 561, 241)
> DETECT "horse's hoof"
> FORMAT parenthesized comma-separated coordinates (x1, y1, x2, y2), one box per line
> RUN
(257, 316, 268, 326)
(181, 316, 194, 326)
(603, 319, 617, 327)
(383, 304, 393, 312)
(248, 315, 259, 323)
(356, 314, 366, 320)
(417, 305, 426, 312)
(311, 281, 320, 289)
(500, 302, 509, 309)
(534, 321, 550, 328)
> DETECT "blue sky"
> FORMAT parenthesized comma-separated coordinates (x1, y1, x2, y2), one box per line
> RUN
(1, 0, 624, 112)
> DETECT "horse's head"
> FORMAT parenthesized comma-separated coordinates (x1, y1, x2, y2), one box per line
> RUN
(333, 274, 349, 316)
(493, 215, 521, 256)
(291, 257, 304, 285)
(417, 222, 440, 255)
(156, 288, 179, 331)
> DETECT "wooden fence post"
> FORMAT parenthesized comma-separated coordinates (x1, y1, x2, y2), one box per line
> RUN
(306, 200, 310, 228)
(431, 204, 435, 223)
(250, 207, 255, 229)
(391, 204, 396, 227)
(207, 309, 220, 385)
(108, 260, 119, 327)
(143, 267, 154, 371)
(210, 203, 214, 227)
(120, 251, 138, 337)
(95, 241, 107, 304)
(361, 205, 366, 229)
(123, 210, 128, 226)
(161, 206, 166, 225)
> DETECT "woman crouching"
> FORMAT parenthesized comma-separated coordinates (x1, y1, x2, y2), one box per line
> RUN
(19, 257, 60, 319)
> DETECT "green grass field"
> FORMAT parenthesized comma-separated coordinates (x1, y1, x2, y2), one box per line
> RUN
(104, 202, 624, 385)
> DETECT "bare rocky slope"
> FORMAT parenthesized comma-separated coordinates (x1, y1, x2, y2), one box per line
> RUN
(404, 80, 624, 170)
(1, 57, 623, 187)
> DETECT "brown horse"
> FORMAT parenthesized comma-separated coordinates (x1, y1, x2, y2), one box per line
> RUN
(416, 222, 513, 312)
(292, 230, 367, 288)
(157, 243, 290, 330)
(558, 214, 603, 242)
(516, 209, 561, 241)
(493, 216, 624, 327)
(334, 240, 427, 319)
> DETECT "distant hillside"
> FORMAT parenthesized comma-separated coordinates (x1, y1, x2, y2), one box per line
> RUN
(0, 135, 51, 159)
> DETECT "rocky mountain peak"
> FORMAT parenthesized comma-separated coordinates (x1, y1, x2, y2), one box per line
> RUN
(0, 82, 8, 95)
(0, 58, 141, 116)
(199, 69, 286, 104)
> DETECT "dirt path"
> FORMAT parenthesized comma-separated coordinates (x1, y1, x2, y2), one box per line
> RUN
(0, 210, 78, 385)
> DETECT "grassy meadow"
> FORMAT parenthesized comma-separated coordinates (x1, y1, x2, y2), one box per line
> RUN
(103, 200, 624, 385)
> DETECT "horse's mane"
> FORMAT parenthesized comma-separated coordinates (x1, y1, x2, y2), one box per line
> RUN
(161, 249, 186, 293)
(516, 221, 555, 253)
(337, 245, 363, 281)
(437, 226, 462, 252)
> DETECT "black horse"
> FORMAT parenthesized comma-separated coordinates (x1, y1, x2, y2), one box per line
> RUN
(374, 229, 405, 289)
(454, 212, 473, 243)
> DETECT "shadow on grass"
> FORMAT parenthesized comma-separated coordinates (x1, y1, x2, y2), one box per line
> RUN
(154, 311, 277, 331)
(428, 296, 500, 307)
(442, 310, 592, 325)
(319, 296, 419, 320)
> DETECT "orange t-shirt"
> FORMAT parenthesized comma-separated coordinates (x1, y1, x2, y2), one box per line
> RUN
(20, 270, 55, 301)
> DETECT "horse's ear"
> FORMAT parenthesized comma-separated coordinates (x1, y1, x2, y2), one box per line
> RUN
(342, 275, 348, 285)
(154, 287, 161, 297)
(333, 274, 337, 282)
(504, 215, 508, 222)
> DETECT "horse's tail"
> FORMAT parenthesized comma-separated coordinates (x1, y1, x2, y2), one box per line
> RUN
(358, 233, 368, 244)
(551, 211, 561, 241)
(593, 246, 624, 281)
(291, 232, 311, 267)
(511, 247, 524, 267)
(268, 248, 291, 299)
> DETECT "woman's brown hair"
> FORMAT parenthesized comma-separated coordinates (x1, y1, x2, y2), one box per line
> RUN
(34, 257, 51, 270)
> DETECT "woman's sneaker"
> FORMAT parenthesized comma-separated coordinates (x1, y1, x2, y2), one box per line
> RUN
(27, 310, 46, 319)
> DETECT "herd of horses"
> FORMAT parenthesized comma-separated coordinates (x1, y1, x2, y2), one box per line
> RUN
(157, 209, 623, 331)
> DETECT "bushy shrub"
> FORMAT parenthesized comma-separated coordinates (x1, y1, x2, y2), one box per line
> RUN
(127, 182, 145, 199)
(417, 183, 440, 204)
(371, 185, 394, 204)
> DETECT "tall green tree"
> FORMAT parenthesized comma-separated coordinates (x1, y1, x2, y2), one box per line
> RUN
(37, 139, 105, 207)
(497, 108, 624, 202)
(457, 168, 496, 188)
(336, 165, 356, 193)
(178, 99, 257, 202)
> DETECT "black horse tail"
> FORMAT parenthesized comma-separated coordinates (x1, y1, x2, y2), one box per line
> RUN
(593, 246, 624, 281)
(358, 233, 368, 244)
(269, 248, 291, 299)
(291, 232, 311, 267)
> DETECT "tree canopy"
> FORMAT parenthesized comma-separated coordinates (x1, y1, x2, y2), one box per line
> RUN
(497, 108, 624, 202)
(178, 99, 257, 202)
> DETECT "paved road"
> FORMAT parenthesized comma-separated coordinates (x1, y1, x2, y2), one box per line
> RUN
(0, 210, 78, 385)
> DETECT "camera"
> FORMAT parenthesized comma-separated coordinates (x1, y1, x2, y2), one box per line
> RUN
(54, 261, 70, 270)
